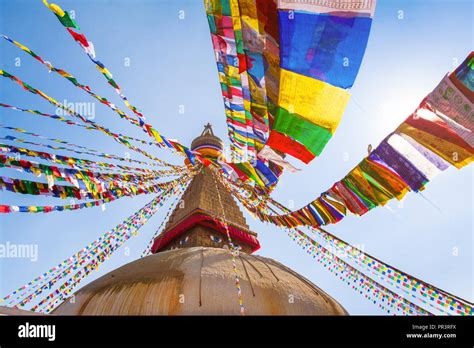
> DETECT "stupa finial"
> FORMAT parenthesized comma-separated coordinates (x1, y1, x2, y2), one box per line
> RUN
(202, 123, 214, 136)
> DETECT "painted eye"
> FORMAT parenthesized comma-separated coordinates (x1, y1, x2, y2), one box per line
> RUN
(179, 236, 189, 245)
(209, 235, 222, 243)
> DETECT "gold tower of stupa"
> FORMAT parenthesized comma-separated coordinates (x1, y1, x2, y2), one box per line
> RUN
(52, 125, 347, 315)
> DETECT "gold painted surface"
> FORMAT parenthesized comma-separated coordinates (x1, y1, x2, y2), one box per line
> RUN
(52, 247, 348, 316)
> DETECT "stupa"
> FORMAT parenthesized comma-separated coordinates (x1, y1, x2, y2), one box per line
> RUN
(52, 125, 348, 315)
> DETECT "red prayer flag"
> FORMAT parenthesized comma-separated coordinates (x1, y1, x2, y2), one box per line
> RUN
(66, 28, 89, 48)
(266, 130, 316, 164)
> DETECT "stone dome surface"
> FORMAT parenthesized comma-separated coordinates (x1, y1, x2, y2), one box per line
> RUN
(52, 247, 347, 315)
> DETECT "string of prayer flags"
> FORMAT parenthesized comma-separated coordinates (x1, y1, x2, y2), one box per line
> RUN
(286, 227, 431, 315)
(1, 197, 118, 214)
(0, 174, 178, 201)
(223, 176, 472, 315)
(41, 0, 148, 126)
(266, 199, 473, 316)
(2, 181, 183, 311)
(1, 176, 191, 309)
(0, 153, 176, 194)
(40, 180, 188, 313)
(1, 35, 145, 132)
(0, 143, 175, 176)
(225, 53, 474, 230)
(40, 0, 203, 168)
(0, 70, 178, 166)
(42, 0, 79, 29)
(0, 124, 167, 169)
(0, 102, 165, 149)
(221, 174, 432, 315)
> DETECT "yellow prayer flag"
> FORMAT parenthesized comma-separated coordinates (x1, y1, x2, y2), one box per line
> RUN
(233, 132, 247, 143)
(230, 0, 242, 29)
(243, 99, 251, 111)
(226, 65, 240, 78)
(231, 110, 246, 122)
(46, 2, 65, 17)
(248, 78, 266, 104)
(150, 128, 164, 145)
(278, 69, 350, 133)
(241, 16, 260, 32)
(397, 123, 473, 169)
(96, 65, 112, 78)
(218, 73, 228, 83)
(239, 0, 259, 21)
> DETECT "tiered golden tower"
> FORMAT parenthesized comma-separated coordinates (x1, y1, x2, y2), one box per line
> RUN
(151, 125, 260, 254)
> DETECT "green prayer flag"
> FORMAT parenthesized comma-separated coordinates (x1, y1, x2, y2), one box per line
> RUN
(343, 177, 376, 210)
(55, 12, 80, 29)
(207, 15, 217, 33)
(273, 107, 332, 156)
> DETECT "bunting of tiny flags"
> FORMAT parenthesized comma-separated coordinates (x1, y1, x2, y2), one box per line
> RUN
(0, 143, 179, 176)
(268, 200, 472, 316)
(0, 171, 182, 201)
(222, 175, 431, 315)
(2, 196, 120, 214)
(0, 124, 165, 168)
(0, 153, 171, 188)
(39, 178, 188, 314)
(211, 169, 246, 315)
(1, 193, 162, 307)
(0, 102, 164, 148)
(1, 34, 150, 133)
(24, 191, 163, 311)
(38, 2, 202, 167)
(286, 227, 431, 315)
(141, 179, 191, 256)
(219, 170, 473, 316)
(41, 0, 147, 126)
(1, 174, 191, 310)
(0, 70, 180, 164)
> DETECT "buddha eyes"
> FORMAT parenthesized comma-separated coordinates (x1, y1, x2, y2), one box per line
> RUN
(209, 235, 222, 243)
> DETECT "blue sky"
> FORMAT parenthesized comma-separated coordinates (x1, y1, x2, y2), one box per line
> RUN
(0, 0, 472, 315)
